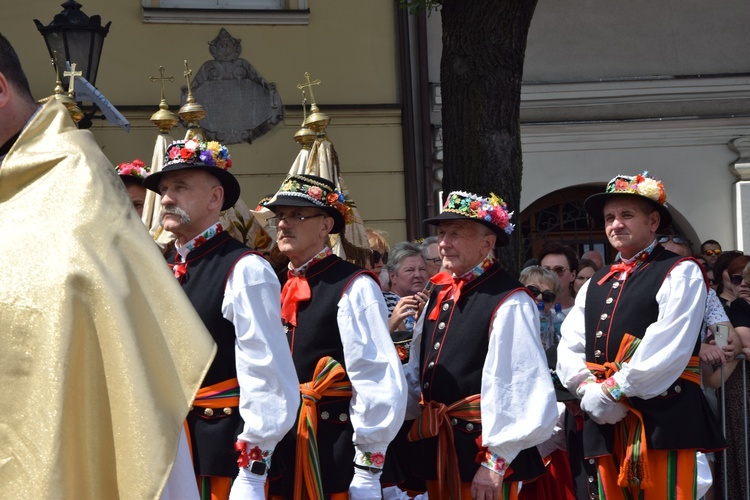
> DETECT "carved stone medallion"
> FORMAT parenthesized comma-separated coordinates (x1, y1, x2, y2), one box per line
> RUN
(181, 28, 283, 144)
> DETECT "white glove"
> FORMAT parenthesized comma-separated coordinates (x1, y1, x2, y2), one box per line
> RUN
(579, 383, 628, 425)
(229, 467, 266, 500)
(348, 466, 383, 499)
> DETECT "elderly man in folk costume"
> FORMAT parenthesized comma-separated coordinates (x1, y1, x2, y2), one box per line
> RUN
(404, 191, 558, 500)
(0, 33, 217, 499)
(144, 140, 300, 500)
(556, 172, 726, 499)
(262, 174, 406, 500)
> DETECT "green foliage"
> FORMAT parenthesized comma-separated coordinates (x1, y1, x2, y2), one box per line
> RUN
(398, 0, 442, 16)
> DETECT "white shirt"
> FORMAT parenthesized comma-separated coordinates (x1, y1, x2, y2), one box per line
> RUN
(406, 288, 558, 464)
(223, 252, 300, 453)
(338, 274, 408, 458)
(557, 260, 707, 399)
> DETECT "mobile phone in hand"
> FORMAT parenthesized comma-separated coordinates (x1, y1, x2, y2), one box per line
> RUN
(415, 281, 436, 316)
(715, 324, 729, 349)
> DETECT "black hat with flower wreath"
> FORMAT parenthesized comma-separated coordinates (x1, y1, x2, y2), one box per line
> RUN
(263, 174, 351, 234)
(115, 159, 150, 186)
(143, 139, 240, 211)
(583, 171, 671, 231)
(424, 191, 515, 246)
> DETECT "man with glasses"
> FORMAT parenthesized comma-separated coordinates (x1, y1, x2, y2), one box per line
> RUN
(263, 174, 406, 499)
(145, 140, 300, 499)
(701, 239, 722, 268)
(405, 190, 556, 500)
(557, 172, 725, 498)
(420, 235, 443, 277)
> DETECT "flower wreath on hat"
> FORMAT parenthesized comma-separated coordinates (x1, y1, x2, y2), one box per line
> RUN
(443, 191, 515, 235)
(279, 176, 353, 223)
(607, 172, 666, 205)
(166, 139, 232, 170)
(115, 159, 150, 179)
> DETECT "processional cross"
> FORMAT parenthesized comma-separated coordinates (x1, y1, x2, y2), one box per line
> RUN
(63, 63, 82, 98)
(149, 66, 175, 101)
(296, 72, 321, 106)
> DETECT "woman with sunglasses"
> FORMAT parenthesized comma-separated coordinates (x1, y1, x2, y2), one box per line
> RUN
(707, 259, 750, 498)
(520, 266, 561, 349)
(366, 227, 391, 291)
(717, 254, 750, 307)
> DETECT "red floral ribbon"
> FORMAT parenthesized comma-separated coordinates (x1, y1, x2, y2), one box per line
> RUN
(169, 261, 187, 279)
(235, 441, 269, 469)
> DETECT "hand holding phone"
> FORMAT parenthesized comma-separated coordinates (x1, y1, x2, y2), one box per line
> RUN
(414, 281, 436, 317)
(714, 324, 729, 349)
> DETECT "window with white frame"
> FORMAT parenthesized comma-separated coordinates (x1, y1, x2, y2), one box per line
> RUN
(142, 0, 309, 24)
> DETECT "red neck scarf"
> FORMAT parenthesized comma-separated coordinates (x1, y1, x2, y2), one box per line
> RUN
(281, 273, 311, 327)
(427, 273, 469, 321)
(427, 258, 494, 321)
(596, 260, 637, 286)
(280, 248, 331, 327)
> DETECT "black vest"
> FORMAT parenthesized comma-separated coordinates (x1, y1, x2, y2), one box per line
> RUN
(415, 263, 545, 482)
(583, 245, 725, 455)
(287, 256, 370, 382)
(169, 231, 256, 477)
(270, 255, 374, 497)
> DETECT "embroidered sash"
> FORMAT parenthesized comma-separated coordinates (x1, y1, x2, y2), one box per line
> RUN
(407, 394, 481, 500)
(585, 334, 700, 489)
(294, 357, 353, 500)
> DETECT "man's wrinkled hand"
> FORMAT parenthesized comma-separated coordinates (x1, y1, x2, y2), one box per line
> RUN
(470, 465, 503, 500)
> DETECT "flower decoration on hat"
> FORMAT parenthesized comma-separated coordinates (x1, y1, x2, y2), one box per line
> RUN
(443, 191, 515, 235)
(115, 159, 150, 179)
(607, 171, 667, 206)
(278, 175, 353, 223)
(165, 139, 233, 170)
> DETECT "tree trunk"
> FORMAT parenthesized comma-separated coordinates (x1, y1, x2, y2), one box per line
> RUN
(440, 0, 537, 273)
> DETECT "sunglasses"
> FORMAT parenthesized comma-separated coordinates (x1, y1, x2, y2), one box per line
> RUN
(543, 265, 568, 277)
(658, 235, 689, 245)
(704, 249, 722, 256)
(371, 250, 389, 266)
(730, 274, 744, 286)
(526, 285, 557, 304)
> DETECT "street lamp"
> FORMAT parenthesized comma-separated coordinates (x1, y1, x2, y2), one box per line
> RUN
(34, 0, 110, 89)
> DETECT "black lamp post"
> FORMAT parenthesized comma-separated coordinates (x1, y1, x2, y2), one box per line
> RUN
(34, 0, 110, 88)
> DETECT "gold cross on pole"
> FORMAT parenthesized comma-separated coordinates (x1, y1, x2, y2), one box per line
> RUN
(301, 90, 308, 125)
(63, 62, 82, 97)
(183, 60, 196, 102)
(296, 72, 321, 105)
(149, 66, 175, 102)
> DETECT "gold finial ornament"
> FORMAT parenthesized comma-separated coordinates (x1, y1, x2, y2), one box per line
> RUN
(179, 60, 206, 121)
(296, 72, 330, 133)
(178, 60, 207, 140)
(149, 66, 178, 133)
(46, 54, 82, 123)
(293, 91, 316, 148)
